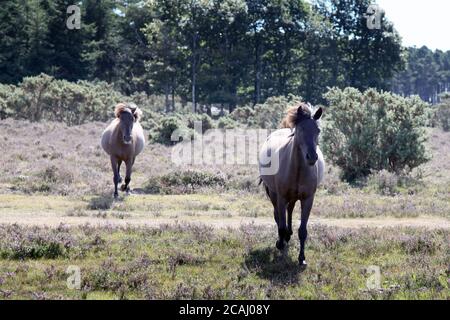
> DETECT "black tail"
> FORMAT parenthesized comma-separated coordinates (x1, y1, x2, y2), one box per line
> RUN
(259, 178, 270, 198)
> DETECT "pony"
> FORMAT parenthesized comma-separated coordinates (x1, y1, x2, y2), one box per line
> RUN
(259, 103, 324, 265)
(101, 103, 145, 198)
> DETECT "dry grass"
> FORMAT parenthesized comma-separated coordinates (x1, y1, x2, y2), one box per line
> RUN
(0, 223, 447, 300)
(0, 119, 449, 300)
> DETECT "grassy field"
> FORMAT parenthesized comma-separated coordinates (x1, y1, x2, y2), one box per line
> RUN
(0, 223, 448, 300)
(0, 119, 449, 299)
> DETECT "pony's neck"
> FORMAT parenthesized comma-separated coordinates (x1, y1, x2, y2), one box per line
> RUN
(289, 134, 307, 174)
(112, 119, 125, 142)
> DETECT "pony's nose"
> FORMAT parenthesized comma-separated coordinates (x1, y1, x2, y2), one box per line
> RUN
(123, 135, 132, 144)
(306, 153, 318, 165)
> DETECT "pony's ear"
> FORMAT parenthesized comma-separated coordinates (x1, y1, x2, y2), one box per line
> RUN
(313, 107, 323, 121)
(296, 106, 310, 122)
(132, 107, 142, 122)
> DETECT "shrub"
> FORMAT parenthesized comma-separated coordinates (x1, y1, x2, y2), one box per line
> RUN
(366, 169, 424, 196)
(217, 116, 238, 129)
(230, 95, 303, 128)
(12, 165, 74, 194)
(0, 225, 73, 260)
(367, 170, 400, 196)
(6, 74, 125, 125)
(144, 170, 227, 194)
(0, 84, 16, 119)
(186, 113, 214, 133)
(148, 116, 193, 145)
(322, 87, 429, 182)
(433, 101, 450, 132)
(0, 74, 169, 126)
(87, 194, 114, 210)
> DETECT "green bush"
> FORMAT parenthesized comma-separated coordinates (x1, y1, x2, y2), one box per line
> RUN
(0, 84, 16, 119)
(217, 116, 238, 129)
(149, 116, 193, 145)
(186, 113, 214, 133)
(0, 74, 126, 125)
(230, 95, 303, 128)
(366, 169, 424, 196)
(144, 170, 227, 194)
(434, 101, 450, 132)
(322, 87, 429, 182)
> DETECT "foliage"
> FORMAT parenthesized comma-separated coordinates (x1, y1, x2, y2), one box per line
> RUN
(230, 95, 303, 128)
(0, 74, 125, 125)
(0, 224, 448, 299)
(148, 116, 193, 145)
(186, 113, 214, 133)
(433, 93, 450, 131)
(144, 170, 227, 194)
(322, 87, 429, 182)
(392, 46, 450, 104)
(0, 0, 404, 107)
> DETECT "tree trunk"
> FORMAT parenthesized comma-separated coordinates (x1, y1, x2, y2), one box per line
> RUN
(171, 88, 175, 112)
(254, 30, 261, 105)
(164, 84, 170, 113)
(192, 33, 197, 113)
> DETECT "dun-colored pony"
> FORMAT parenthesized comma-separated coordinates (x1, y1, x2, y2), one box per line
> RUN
(259, 103, 324, 265)
(101, 103, 145, 198)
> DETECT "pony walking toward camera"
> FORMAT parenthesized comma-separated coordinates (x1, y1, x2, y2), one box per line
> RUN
(259, 103, 324, 266)
(101, 103, 145, 198)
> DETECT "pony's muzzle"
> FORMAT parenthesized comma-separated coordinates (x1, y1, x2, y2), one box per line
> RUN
(306, 152, 318, 166)
(123, 135, 132, 144)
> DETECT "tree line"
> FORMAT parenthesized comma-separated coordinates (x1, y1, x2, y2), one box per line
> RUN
(0, 0, 410, 112)
(391, 46, 450, 104)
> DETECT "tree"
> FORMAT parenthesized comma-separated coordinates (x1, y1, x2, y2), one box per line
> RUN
(0, 0, 28, 83)
(322, 87, 429, 182)
(314, 0, 404, 96)
(45, 0, 89, 81)
(82, 0, 121, 82)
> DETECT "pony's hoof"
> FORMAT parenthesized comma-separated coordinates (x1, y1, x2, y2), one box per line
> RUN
(285, 233, 292, 243)
(276, 239, 288, 251)
(113, 193, 119, 199)
(120, 184, 127, 192)
(298, 257, 307, 267)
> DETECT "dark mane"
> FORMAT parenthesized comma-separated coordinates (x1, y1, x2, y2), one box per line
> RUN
(280, 103, 312, 129)
(114, 103, 142, 122)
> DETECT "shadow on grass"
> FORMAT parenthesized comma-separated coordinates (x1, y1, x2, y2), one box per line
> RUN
(244, 247, 304, 285)
(87, 193, 115, 210)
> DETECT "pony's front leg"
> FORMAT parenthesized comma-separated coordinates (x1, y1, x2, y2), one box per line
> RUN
(275, 196, 288, 251)
(120, 159, 134, 193)
(110, 156, 120, 198)
(286, 201, 296, 243)
(299, 195, 314, 266)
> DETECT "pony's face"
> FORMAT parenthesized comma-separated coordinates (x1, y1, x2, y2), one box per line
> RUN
(119, 109, 136, 144)
(294, 107, 322, 166)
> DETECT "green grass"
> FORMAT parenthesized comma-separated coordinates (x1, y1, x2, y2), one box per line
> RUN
(1, 191, 449, 222)
(0, 224, 448, 300)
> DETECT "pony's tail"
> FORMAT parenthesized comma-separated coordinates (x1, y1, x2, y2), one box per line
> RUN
(259, 178, 270, 199)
